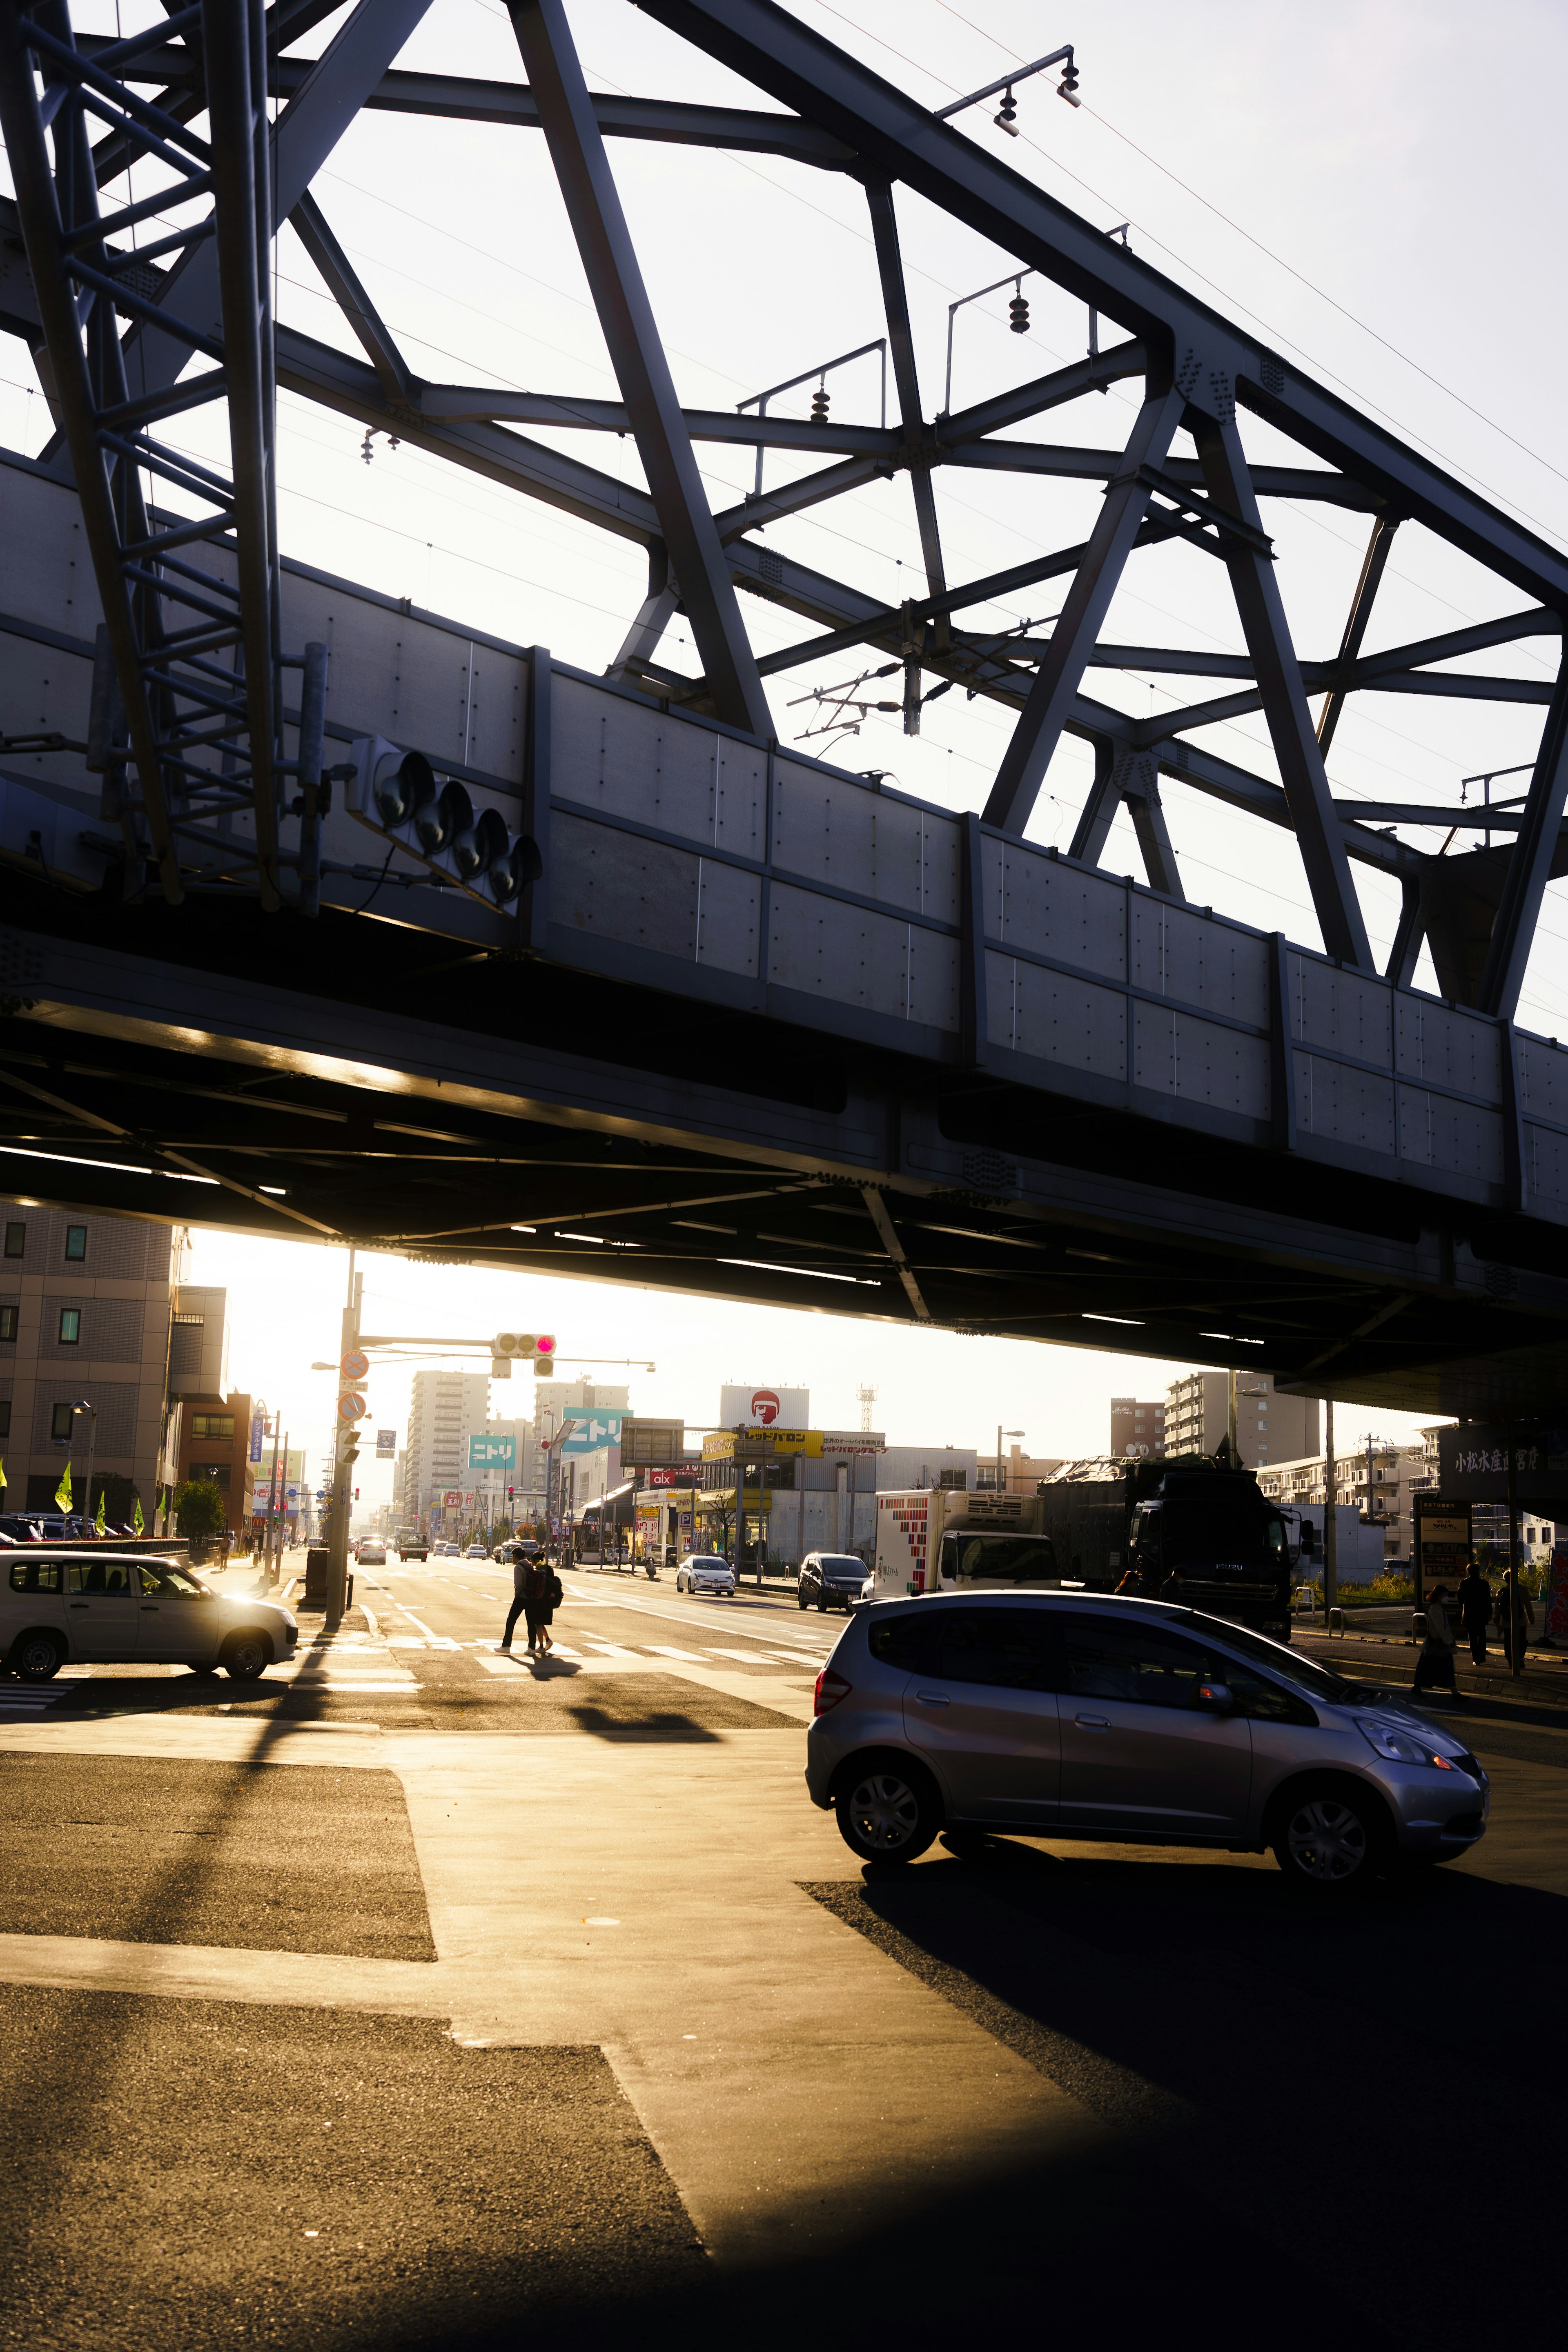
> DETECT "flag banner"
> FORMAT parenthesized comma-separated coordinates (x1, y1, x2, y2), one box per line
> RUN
(133, 1496, 145, 1535)
(95, 1491, 106, 1534)
(54, 1462, 72, 1514)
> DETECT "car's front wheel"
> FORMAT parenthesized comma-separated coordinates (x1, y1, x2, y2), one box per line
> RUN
(835, 1760, 940, 1865)
(221, 1630, 272, 1682)
(1272, 1779, 1388, 1891)
(11, 1630, 62, 1682)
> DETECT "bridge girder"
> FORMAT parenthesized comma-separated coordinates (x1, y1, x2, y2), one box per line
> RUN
(3, 0, 1568, 1410)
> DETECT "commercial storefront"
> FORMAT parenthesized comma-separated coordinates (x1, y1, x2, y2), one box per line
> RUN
(698, 1428, 883, 1569)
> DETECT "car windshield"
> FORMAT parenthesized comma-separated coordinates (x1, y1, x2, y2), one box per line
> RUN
(1181, 1610, 1390, 1705)
(692, 1558, 729, 1570)
(819, 1558, 866, 1575)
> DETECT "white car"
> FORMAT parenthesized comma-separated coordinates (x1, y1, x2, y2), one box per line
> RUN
(675, 1554, 737, 1598)
(2, 1550, 298, 1682)
(464, 1543, 488, 1559)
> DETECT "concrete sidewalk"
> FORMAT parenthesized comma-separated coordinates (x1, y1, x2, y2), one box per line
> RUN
(0, 1712, 1105, 2272)
(1293, 1624, 1568, 1706)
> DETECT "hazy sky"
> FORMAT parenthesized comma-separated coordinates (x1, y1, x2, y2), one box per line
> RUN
(7, 0, 1561, 1497)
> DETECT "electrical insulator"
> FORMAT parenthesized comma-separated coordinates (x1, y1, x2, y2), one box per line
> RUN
(994, 87, 1018, 136)
(810, 384, 830, 423)
(1058, 61, 1082, 107)
(1009, 291, 1030, 335)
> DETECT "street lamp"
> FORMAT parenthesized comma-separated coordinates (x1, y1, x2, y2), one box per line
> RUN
(64, 1399, 95, 1532)
(997, 1428, 1025, 1494)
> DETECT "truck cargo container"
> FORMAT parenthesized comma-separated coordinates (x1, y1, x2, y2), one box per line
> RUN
(873, 1454, 1293, 1639)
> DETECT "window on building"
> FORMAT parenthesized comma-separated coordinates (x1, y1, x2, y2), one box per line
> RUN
(190, 1414, 235, 1441)
(64, 1225, 87, 1261)
(58, 1309, 80, 1344)
(0, 1401, 9, 1439)
(3, 1223, 22, 1258)
(51, 1403, 75, 1441)
(173, 1313, 204, 1327)
(0, 1307, 15, 1342)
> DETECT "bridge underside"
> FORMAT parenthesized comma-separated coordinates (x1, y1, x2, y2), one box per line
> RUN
(5, 868, 1568, 1420)
(4, 0, 1568, 1418)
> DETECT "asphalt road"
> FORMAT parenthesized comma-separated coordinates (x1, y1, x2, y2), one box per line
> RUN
(2, 1548, 1566, 2350)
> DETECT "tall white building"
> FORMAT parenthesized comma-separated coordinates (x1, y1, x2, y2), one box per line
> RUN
(1164, 1370, 1319, 1470)
(405, 1369, 490, 1521)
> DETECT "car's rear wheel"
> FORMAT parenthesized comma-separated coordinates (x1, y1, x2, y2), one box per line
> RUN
(1272, 1780, 1388, 1890)
(817, 1598, 828, 1613)
(835, 1761, 940, 1865)
(798, 1593, 808, 1609)
(11, 1631, 62, 1682)
(221, 1630, 272, 1682)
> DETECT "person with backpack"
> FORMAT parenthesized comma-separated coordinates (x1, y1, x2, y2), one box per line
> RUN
(527, 1552, 561, 1656)
(496, 1541, 566, 1657)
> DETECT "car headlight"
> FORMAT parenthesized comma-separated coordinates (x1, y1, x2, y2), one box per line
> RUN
(1357, 1717, 1458, 1768)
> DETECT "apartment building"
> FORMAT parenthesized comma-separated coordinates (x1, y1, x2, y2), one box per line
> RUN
(1164, 1369, 1319, 1470)
(0, 1205, 185, 1515)
(1257, 1441, 1425, 1561)
(405, 1370, 491, 1522)
(1111, 1396, 1167, 1458)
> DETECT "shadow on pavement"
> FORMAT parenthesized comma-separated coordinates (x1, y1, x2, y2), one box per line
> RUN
(785, 1840, 1567, 2351)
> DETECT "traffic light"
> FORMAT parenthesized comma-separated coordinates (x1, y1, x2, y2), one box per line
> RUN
(348, 737, 542, 911)
(494, 1332, 556, 1363)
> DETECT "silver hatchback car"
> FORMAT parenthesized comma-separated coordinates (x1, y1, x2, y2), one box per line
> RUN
(805, 1592, 1488, 1891)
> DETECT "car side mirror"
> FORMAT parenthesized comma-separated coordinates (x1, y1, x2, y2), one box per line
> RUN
(1194, 1679, 1235, 1715)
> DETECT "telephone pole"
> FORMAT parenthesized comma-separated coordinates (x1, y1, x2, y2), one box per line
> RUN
(1323, 1395, 1338, 1615)
(326, 1257, 363, 1631)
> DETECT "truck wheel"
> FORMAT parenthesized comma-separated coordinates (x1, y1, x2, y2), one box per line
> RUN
(835, 1761, 940, 1865)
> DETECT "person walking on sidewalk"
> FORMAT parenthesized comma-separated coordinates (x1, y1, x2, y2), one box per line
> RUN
(1506, 1570, 1536, 1671)
(1412, 1583, 1460, 1699)
(1457, 1556, 1492, 1666)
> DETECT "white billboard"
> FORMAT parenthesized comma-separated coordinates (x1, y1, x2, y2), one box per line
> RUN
(719, 1385, 810, 1430)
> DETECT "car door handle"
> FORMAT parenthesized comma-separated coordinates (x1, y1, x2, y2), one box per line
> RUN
(141, 1605, 158, 1613)
(914, 1691, 949, 1707)
(69, 1602, 87, 1611)
(1075, 1713, 1110, 1729)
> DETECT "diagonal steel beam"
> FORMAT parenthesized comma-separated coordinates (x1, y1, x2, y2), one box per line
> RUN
(1316, 513, 1399, 755)
(200, 0, 280, 912)
(637, 0, 1568, 612)
(508, 0, 771, 739)
(1477, 659, 1568, 1019)
(860, 1187, 932, 1322)
(864, 176, 947, 646)
(982, 383, 1187, 833)
(607, 540, 677, 683)
(119, 0, 437, 407)
(1192, 413, 1372, 969)
(289, 191, 412, 412)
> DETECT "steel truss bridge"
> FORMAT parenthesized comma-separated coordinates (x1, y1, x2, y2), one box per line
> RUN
(2, 0, 1568, 1417)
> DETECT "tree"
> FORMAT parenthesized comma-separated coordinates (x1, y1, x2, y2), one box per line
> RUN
(173, 1477, 228, 1542)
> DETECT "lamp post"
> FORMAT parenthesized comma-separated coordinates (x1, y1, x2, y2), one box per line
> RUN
(67, 1399, 95, 1532)
(997, 1428, 1025, 1493)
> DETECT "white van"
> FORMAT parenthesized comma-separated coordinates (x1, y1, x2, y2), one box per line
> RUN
(2, 1550, 298, 1682)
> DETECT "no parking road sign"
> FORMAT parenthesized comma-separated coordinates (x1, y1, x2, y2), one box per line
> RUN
(337, 1392, 367, 1423)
